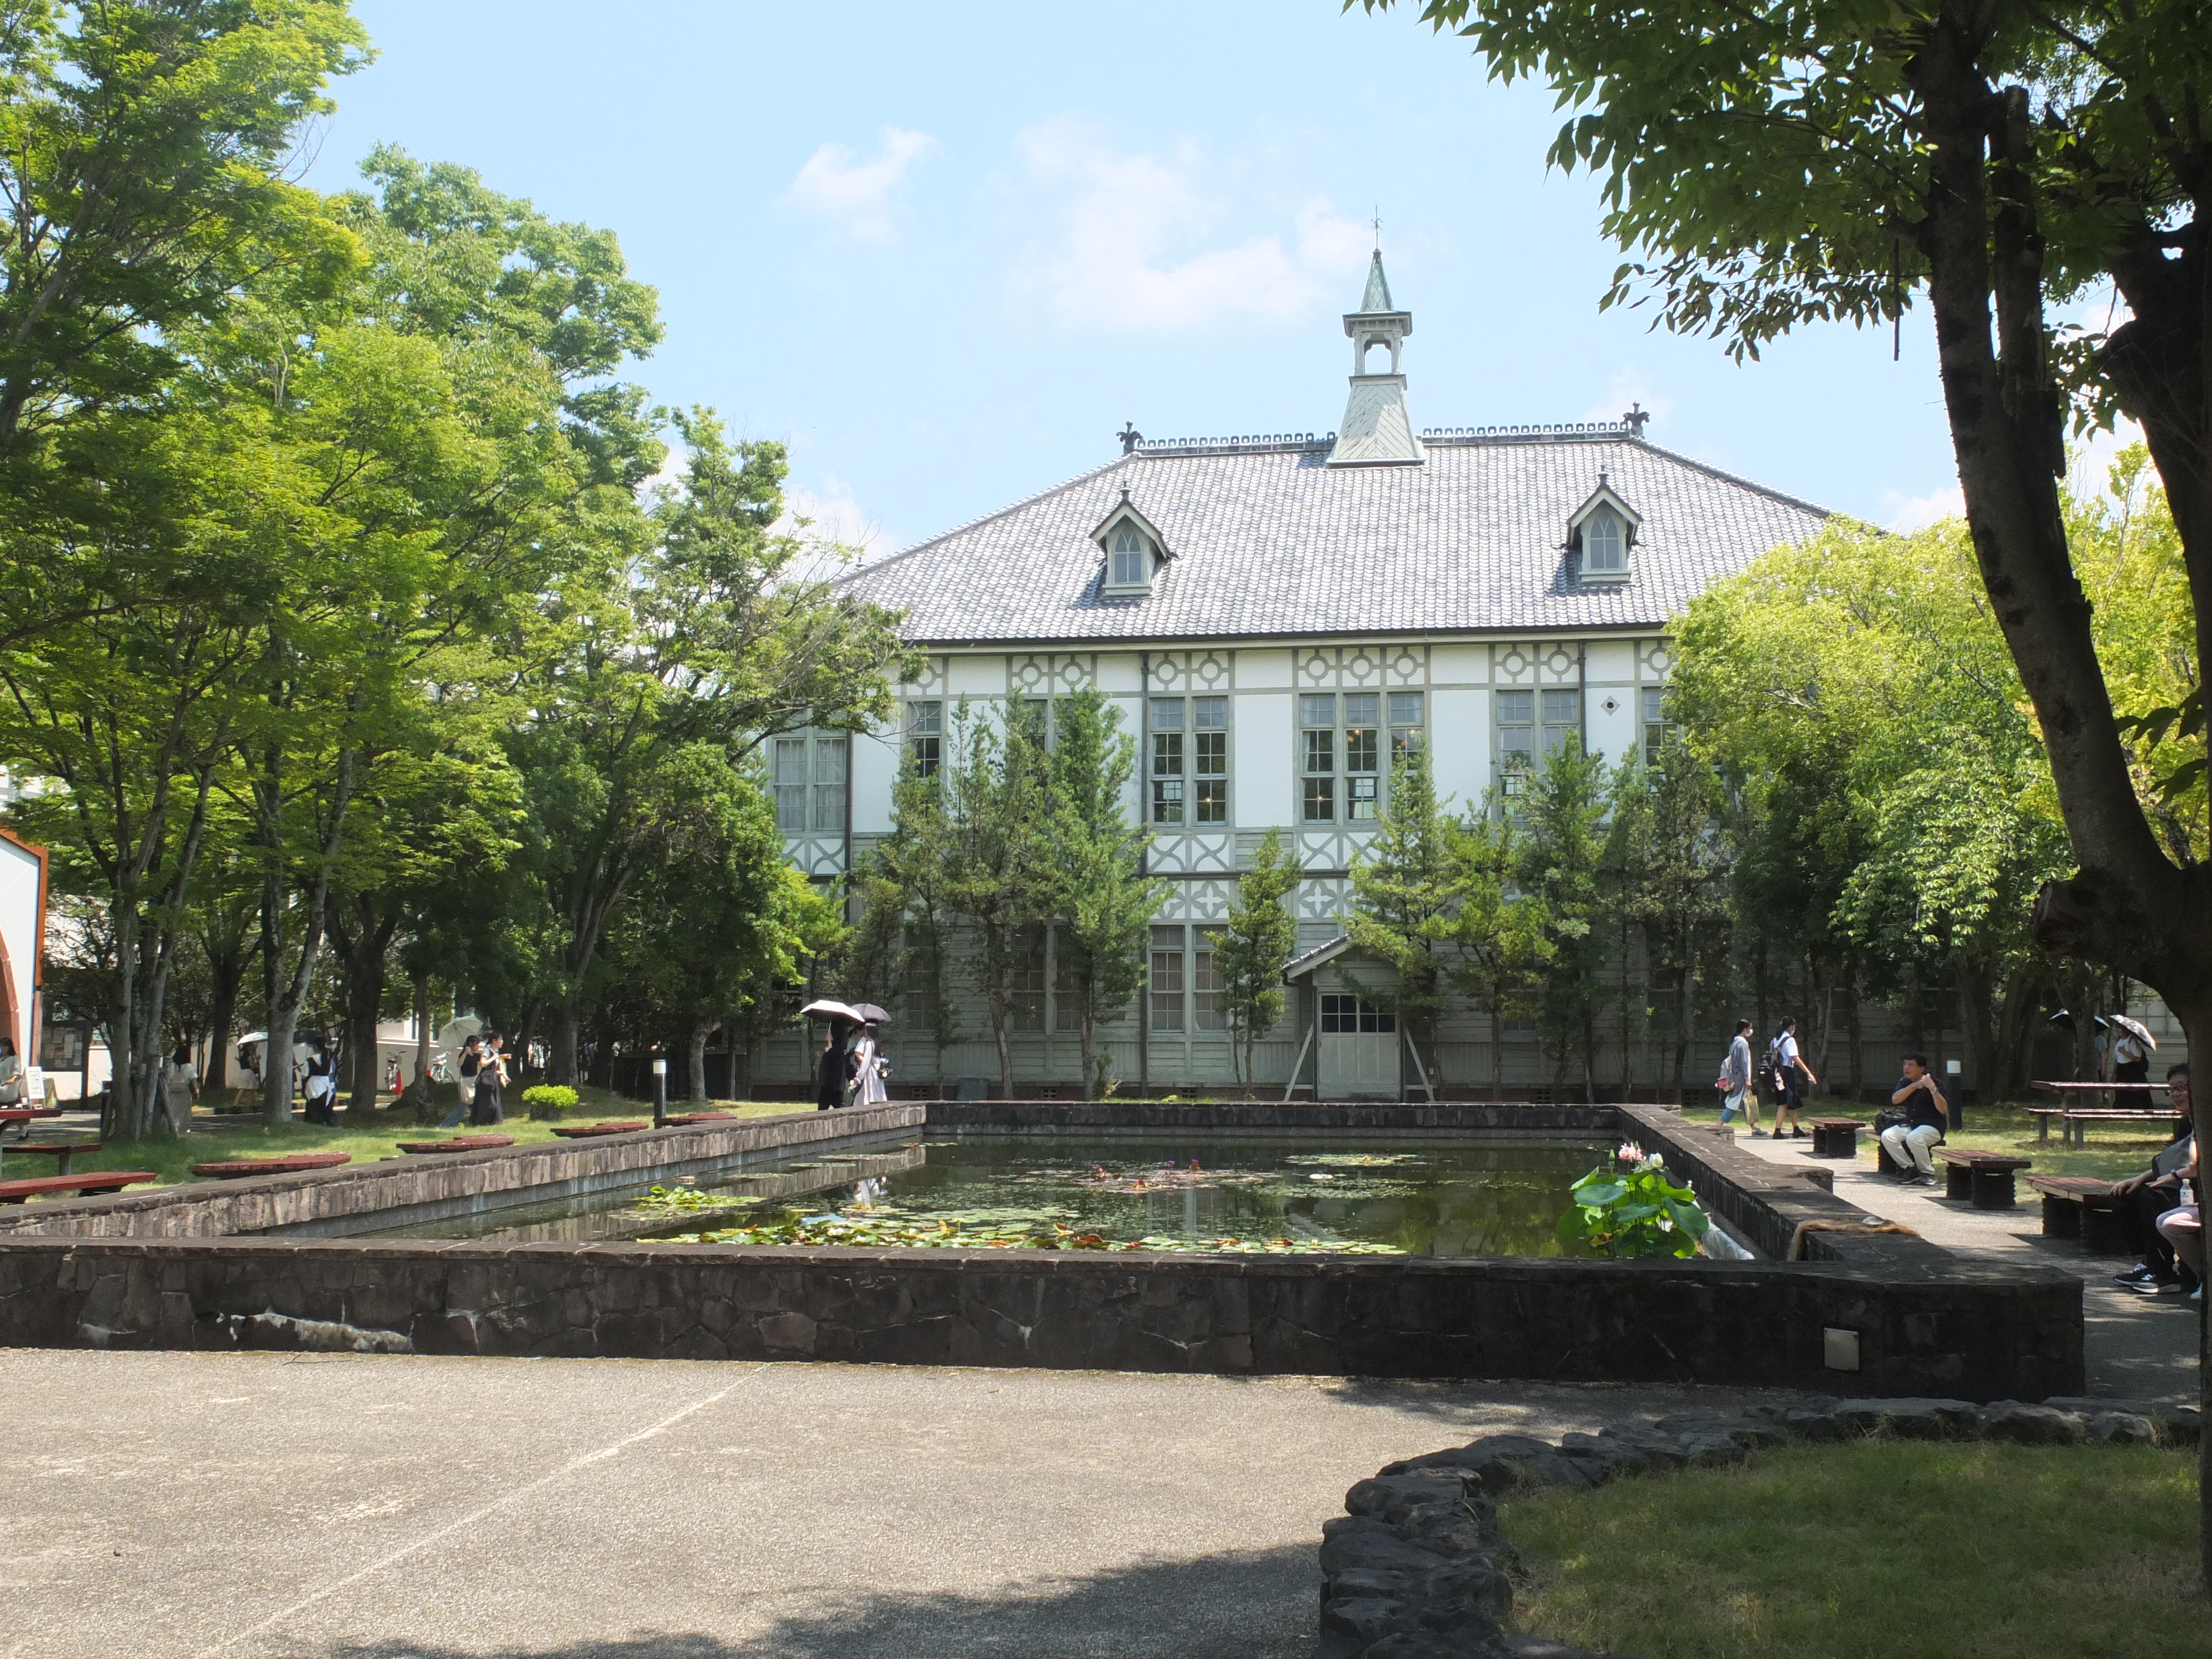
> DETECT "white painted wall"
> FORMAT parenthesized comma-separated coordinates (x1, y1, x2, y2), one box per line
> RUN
(1233, 690, 1293, 827)
(1430, 686, 1490, 813)
(850, 720, 902, 835)
(0, 834, 40, 1068)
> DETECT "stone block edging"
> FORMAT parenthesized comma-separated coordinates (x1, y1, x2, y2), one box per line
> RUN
(1319, 1394, 2203, 1658)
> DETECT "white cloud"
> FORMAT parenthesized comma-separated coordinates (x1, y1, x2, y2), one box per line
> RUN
(778, 480, 895, 566)
(1583, 368, 1673, 432)
(1014, 119, 1370, 330)
(1880, 484, 1966, 533)
(785, 128, 937, 242)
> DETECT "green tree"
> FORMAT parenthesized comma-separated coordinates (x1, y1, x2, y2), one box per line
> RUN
(1627, 738, 1733, 1099)
(1344, 743, 1458, 1099)
(1044, 690, 1161, 1098)
(1207, 828, 1301, 1092)
(1446, 793, 1553, 1097)
(865, 755, 964, 1078)
(1518, 739, 1611, 1102)
(937, 700, 1051, 1097)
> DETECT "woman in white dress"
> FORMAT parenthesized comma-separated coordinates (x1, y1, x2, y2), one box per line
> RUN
(161, 1042, 199, 1132)
(0, 1036, 23, 1108)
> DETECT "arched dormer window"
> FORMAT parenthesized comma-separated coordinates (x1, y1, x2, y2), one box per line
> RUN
(1110, 524, 1148, 587)
(1567, 474, 1642, 585)
(1090, 488, 1170, 597)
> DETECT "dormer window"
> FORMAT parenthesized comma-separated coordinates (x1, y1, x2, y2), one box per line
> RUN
(1567, 474, 1642, 585)
(1090, 489, 1170, 597)
(1110, 525, 1148, 588)
(1583, 509, 1626, 576)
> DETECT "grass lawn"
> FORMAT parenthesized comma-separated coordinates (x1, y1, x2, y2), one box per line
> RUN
(1672, 1100, 2180, 1182)
(17, 1085, 824, 1193)
(1504, 1441, 2203, 1659)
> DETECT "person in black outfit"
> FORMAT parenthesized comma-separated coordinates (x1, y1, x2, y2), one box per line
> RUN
(816, 1022, 854, 1111)
(2116, 1063, 2193, 1290)
(302, 1044, 340, 1125)
(470, 1034, 508, 1125)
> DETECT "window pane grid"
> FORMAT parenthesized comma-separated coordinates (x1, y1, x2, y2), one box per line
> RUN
(1150, 925, 1185, 1031)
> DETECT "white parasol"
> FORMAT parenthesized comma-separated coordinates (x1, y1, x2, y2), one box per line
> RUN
(2107, 1013, 2157, 1050)
(799, 999, 864, 1024)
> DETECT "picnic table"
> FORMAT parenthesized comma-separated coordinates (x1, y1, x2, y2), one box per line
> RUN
(6, 1141, 101, 1176)
(0, 1170, 156, 1204)
(0, 1107, 65, 1177)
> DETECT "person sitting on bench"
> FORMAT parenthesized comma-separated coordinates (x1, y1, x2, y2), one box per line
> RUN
(2152, 1133, 2200, 1304)
(2115, 1063, 2194, 1290)
(1882, 1053, 1948, 1187)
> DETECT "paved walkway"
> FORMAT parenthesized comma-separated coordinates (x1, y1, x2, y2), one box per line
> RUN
(1719, 1123, 2201, 1404)
(0, 1350, 1795, 1659)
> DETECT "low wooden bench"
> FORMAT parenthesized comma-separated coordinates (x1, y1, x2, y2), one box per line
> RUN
(549, 1121, 647, 1138)
(396, 1135, 515, 1154)
(666, 1112, 736, 1125)
(6, 1142, 101, 1176)
(2025, 1175, 2127, 1251)
(1934, 1148, 2032, 1208)
(0, 1171, 156, 1204)
(1806, 1117, 1865, 1159)
(188, 1152, 353, 1178)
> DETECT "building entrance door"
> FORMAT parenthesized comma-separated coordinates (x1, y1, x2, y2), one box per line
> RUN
(1317, 993, 1399, 1099)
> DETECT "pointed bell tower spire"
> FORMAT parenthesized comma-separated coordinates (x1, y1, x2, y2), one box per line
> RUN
(1327, 251, 1424, 467)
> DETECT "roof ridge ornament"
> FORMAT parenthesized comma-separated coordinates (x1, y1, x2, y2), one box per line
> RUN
(1117, 422, 1143, 455)
(1328, 251, 1424, 468)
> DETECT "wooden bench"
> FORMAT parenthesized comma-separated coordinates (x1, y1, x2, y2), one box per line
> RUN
(397, 1135, 515, 1154)
(666, 1112, 736, 1125)
(187, 1152, 353, 1178)
(549, 1121, 646, 1138)
(6, 1142, 101, 1176)
(1807, 1117, 1865, 1159)
(2024, 1106, 2185, 1146)
(2025, 1175, 2127, 1251)
(1934, 1148, 2032, 1208)
(0, 1171, 156, 1204)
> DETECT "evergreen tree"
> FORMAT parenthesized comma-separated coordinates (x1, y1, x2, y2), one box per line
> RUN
(1446, 793, 1552, 1097)
(1628, 737, 1733, 1100)
(1206, 828, 1301, 1092)
(1519, 739, 1612, 1102)
(1344, 743, 1457, 1099)
(1044, 690, 1162, 1098)
(938, 700, 1051, 1097)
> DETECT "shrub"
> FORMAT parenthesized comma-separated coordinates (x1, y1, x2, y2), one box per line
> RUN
(522, 1084, 578, 1121)
(521, 1084, 578, 1120)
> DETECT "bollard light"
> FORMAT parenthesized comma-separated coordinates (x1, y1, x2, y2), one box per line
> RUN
(651, 1054, 668, 1129)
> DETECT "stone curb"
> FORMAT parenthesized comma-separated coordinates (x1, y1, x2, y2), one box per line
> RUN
(1318, 1394, 2201, 1658)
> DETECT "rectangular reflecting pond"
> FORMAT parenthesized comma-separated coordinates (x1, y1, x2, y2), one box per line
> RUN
(366, 1131, 1618, 1258)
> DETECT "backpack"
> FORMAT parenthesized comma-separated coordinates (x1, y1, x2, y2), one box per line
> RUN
(1758, 1036, 1790, 1094)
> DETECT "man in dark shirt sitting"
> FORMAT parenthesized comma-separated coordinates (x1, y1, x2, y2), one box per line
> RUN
(2116, 1063, 2194, 1292)
(1881, 1052, 1949, 1186)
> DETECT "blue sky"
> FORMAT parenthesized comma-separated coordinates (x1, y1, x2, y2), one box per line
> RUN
(310, 1, 1978, 555)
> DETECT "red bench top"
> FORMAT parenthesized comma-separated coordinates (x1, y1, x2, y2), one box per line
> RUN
(548, 1121, 646, 1138)
(397, 1136, 516, 1154)
(0, 1171, 156, 1201)
(666, 1112, 737, 1125)
(7, 1142, 101, 1156)
(1807, 1117, 1865, 1128)
(188, 1152, 353, 1178)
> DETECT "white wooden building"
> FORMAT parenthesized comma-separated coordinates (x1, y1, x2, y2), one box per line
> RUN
(759, 255, 1841, 1096)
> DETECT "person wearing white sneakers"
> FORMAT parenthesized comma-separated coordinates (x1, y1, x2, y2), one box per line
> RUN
(1881, 1053, 1948, 1186)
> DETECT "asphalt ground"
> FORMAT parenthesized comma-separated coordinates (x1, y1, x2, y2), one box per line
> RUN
(1, 1349, 1786, 1659)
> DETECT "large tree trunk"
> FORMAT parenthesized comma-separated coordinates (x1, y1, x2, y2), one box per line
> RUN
(687, 1014, 713, 1102)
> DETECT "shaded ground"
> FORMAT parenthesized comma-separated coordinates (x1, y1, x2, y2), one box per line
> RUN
(1, 1349, 1784, 1659)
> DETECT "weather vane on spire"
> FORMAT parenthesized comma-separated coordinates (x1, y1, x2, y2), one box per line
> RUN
(1371, 208, 1381, 251)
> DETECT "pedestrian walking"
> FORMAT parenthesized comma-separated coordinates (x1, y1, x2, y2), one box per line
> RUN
(816, 1022, 853, 1111)
(1766, 1016, 1817, 1139)
(471, 1035, 509, 1125)
(851, 1021, 889, 1106)
(161, 1041, 200, 1134)
(1716, 1018, 1758, 1131)
(439, 1035, 483, 1129)
(302, 1041, 339, 1125)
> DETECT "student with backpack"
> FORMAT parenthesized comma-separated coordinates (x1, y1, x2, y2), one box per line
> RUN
(1763, 1017, 1817, 1139)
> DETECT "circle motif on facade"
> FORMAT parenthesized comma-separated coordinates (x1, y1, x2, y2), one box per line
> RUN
(1645, 645, 1673, 675)
(1499, 648, 1530, 681)
(1300, 651, 1333, 684)
(1015, 659, 1046, 690)
(1545, 646, 1575, 679)
(1196, 654, 1227, 687)
(1346, 650, 1377, 684)
(1390, 650, 1420, 682)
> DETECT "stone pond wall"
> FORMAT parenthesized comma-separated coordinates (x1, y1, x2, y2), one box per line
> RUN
(0, 1102, 2083, 1397)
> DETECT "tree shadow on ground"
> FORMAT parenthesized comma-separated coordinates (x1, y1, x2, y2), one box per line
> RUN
(1295, 1373, 1794, 1428)
(325, 1543, 1322, 1659)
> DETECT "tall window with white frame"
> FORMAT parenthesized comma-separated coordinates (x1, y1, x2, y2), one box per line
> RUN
(1641, 687, 1672, 765)
(1110, 525, 1147, 587)
(1149, 925, 1186, 1032)
(1013, 924, 1046, 1033)
(1307, 691, 1425, 822)
(1495, 691, 1534, 798)
(907, 701, 942, 778)
(1541, 689, 1581, 758)
(1300, 694, 1336, 822)
(1582, 507, 1627, 577)
(774, 733, 849, 834)
(1151, 695, 1228, 825)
